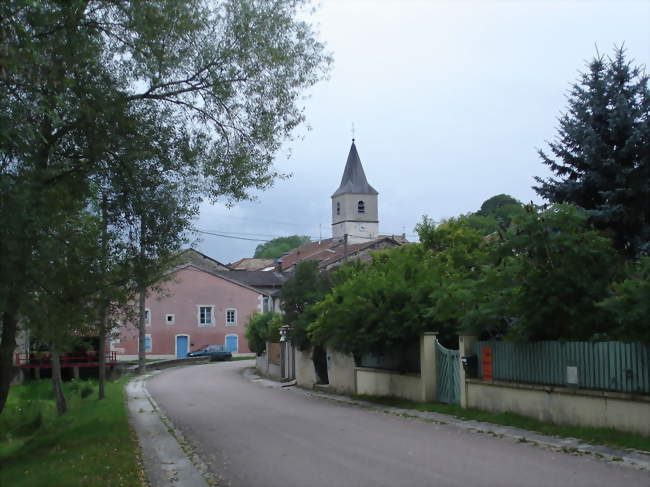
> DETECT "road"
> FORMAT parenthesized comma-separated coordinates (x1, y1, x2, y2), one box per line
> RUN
(147, 361, 647, 487)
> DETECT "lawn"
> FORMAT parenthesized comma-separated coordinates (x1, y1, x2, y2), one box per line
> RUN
(0, 378, 144, 487)
(354, 394, 650, 452)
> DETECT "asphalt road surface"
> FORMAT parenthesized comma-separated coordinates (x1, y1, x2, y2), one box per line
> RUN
(147, 361, 648, 487)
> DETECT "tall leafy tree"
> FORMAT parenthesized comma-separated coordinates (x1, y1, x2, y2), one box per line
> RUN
(534, 47, 650, 256)
(0, 0, 329, 414)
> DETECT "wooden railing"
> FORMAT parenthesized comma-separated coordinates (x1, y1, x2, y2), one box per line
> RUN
(14, 351, 118, 368)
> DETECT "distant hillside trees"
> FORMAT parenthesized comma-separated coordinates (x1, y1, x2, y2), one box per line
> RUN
(254, 236, 311, 259)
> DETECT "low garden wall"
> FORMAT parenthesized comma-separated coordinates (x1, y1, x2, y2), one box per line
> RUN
(355, 367, 422, 402)
(466, 378, 650, 436)
(256, 349, 281, 381)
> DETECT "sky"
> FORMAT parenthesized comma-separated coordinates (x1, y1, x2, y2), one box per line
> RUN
(194, 0, 650, 264)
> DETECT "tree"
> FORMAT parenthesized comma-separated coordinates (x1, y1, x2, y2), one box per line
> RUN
(598, 257, 650, 343)
(461, 204, 622, 341)
(477, 194, 521, 217)
(279, 261, 332, 350)
(463, 194, 525, 236)
(0, 0, 329, 414)
(534, 47, 650, 257)
(254, 235, 311, 259)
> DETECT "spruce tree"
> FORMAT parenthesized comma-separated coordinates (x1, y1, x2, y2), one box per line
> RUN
(534, 47, 650, 257)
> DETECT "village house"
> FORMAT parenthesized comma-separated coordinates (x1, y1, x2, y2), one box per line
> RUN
(112, 249, 283, 359)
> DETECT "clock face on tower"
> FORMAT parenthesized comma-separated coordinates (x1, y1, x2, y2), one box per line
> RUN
(358, 224, 366, 232)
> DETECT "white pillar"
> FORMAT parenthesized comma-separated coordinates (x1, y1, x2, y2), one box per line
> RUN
(420, 332, 438, 402)
(459, 335, 478, 408)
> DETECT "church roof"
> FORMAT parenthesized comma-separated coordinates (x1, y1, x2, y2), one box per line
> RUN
(332, 141, 378, 197)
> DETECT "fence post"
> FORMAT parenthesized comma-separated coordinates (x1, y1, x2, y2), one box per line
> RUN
(420, 332, 438, 402)
(459, 335, 478, 408)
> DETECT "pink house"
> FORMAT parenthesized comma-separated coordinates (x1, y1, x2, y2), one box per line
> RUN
(112, 250, 283, 360)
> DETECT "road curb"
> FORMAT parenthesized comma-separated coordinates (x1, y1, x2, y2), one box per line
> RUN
(126, 374, 211, 487)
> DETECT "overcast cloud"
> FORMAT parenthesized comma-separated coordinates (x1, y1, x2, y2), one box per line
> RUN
(193, 0, 650, 264)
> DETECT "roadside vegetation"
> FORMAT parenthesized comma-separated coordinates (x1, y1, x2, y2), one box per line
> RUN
(0, 378, 142, 487)
(353, 395, 650, 453)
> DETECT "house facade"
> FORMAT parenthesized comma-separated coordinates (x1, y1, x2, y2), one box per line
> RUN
(112, 257, 273, 360)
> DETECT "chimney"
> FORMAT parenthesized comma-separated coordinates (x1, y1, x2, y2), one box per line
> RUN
(275, 257, 283, 273)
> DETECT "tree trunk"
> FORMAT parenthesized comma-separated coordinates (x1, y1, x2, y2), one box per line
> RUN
(0, 309, 19, 415)
(98, 316, 107, 400)
(137, 216, 147, 374)
(137, 288, 146, 374)
(50, 347, 67, 416)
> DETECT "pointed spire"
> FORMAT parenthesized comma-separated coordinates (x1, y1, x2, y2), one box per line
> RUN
(332, 140, 378, 197)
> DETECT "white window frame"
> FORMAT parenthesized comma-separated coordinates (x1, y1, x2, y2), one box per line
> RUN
(262, 296, 270, 313)
(144, 333, 152, 353)
(225, 333, 239, 352)
(225, 308, 237, 326)
(165, 313, 175, 325)
(144, 308, 151, 327)
(197, 305, 215, 327)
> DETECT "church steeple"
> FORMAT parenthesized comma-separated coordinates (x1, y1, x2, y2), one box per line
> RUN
(331, 140, 379, 243)
(332, 140, 378, 197)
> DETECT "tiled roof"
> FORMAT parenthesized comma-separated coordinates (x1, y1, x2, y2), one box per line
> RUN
(217, 270, 287, 288)
(279, 235, 408, 271)
(228, 258, 275, 271)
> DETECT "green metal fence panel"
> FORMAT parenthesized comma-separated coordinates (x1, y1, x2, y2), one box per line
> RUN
(436, 342, 460, 404)
(474, 340, 650, 395)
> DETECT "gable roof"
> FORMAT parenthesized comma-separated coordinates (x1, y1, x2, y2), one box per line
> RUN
(173, 263, 270, 295)
(332, 141, 378, 197)
(217, 270, 287, 288)
(178, 248, 230, 273)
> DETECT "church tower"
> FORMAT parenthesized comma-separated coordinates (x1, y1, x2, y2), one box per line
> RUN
(331, 140, 379, 243)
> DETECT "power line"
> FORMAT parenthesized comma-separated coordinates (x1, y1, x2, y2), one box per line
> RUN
(193, 229, 272, 242)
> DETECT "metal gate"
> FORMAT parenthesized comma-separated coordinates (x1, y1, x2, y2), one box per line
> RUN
(436, 342, 460, 404)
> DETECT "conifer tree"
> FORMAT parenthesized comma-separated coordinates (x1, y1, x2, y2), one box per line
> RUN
(534, 47, 650, 256)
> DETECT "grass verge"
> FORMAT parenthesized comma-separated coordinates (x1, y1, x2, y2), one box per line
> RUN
(353, 394, 650, 452)
(0, 378, 144, 487)
(230, 356, 256, 361)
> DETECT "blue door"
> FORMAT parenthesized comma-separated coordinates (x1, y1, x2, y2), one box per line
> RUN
(226, 335, 238, 353)
(176, 336, 188, 358)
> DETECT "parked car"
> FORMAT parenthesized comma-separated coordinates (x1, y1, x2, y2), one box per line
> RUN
(187, 345, 232, 361)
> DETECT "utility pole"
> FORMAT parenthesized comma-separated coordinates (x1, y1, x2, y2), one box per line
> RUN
(343, 233, 348, 262)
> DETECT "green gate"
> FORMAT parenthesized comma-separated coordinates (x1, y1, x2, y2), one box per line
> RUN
(436, 342, 460, 404)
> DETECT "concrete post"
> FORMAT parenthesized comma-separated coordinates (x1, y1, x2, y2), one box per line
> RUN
(34, 367, 40, 380)
(73, 366, 80, 380)
(420, 332, 438, 403)
(459, 335, 478, 409)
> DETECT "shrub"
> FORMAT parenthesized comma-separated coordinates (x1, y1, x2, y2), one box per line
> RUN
(245, 312, 282, 355)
